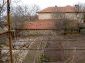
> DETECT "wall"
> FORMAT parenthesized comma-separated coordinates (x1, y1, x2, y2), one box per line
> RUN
(38, 13, 84, 23)
(38, 13, 53, 19)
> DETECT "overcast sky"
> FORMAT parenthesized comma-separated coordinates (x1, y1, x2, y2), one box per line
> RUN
(13, 0, 85, 9)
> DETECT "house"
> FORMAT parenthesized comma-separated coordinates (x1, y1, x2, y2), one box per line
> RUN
(37, 5, 84, 23)
(24, 5, 85, 30)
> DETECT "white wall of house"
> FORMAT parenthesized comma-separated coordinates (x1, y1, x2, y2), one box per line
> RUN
(65, 13, 84, 23)
(52, 13, 65, 19)
(38, 13, 53, 19)
(65, 13, 77, 20)
(38, 13, 84, 23)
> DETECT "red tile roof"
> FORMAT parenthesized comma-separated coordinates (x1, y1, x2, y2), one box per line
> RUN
(38, 6, 76, 13)
(24, 19, 57, 29)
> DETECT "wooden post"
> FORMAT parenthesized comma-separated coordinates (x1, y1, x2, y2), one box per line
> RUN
(7, 0, 13, 63)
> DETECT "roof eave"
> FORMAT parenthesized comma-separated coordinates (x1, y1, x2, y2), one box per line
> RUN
(37, 12, 77, 13)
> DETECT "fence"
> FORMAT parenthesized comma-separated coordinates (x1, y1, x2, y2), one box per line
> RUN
(0, 0, 85, 62)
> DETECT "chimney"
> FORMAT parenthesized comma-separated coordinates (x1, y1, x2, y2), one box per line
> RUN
(55, 5, 57, 7)
(75, 5, 79, 12)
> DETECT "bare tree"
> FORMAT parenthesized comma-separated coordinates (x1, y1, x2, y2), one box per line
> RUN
(52, 7, 80, 34)
(11, 4, 39, 29)
(0, 0, 7, 63)
(0, 0, 7, 21)
(75, 4, 85, 23)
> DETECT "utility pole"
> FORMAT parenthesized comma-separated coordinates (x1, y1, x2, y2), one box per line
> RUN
(7, 0, 13, 63)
